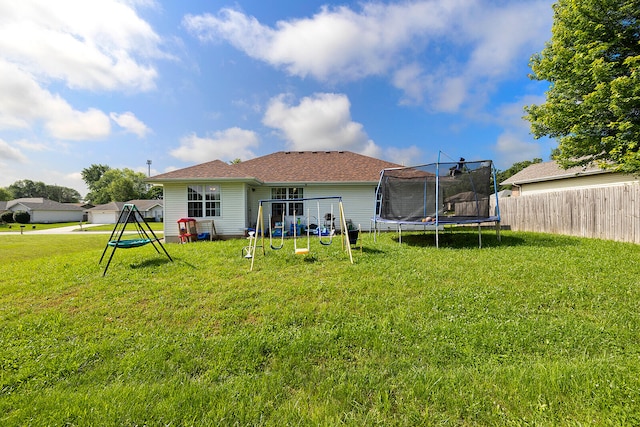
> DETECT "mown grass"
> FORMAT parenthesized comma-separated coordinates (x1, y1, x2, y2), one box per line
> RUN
(1, 230, 639, 426)
(0, 222, 82, 233)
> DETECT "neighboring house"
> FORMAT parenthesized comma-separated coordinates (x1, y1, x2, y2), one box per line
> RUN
(501, 161, 638, 196)
(72, 202, 94, 222)
(87, 200, 164, 224)
(147, 151, 400, 242)
(3, 198, 84, 223)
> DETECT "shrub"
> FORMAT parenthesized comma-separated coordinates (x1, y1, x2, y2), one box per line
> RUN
(13, 210, 30, 224)
(1, 211, 14, 223)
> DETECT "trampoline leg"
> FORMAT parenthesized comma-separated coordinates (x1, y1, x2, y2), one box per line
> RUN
(478, 223, 482, 248)
(496, 221, 501, 242)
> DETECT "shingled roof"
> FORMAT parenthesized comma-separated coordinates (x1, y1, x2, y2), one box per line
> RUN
(501, 161, 607, 186)
(149, 151, 400, 184)
(7, 198, 84, 211)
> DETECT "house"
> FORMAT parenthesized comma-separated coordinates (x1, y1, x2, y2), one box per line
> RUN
(2, 198, 85, 223)
(88, 200, 164, 224)
(147, 151, 400, 242)
(501, 161, 638, 196)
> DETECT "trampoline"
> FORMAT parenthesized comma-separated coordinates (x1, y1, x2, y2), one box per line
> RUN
(373, 158, 501, 247)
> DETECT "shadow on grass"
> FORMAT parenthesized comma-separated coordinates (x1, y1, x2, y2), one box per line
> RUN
(397, 232, 505, 249)
(397, 229, 581, 249)
(129, 257, 176, 270)
(357, 246, 386, 254)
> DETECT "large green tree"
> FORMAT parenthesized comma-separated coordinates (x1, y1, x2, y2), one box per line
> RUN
(525, 0, 640, 173)
(0, 187, 13, 201)
(81, 164, 111, 193)
(83, 167, 151, 204)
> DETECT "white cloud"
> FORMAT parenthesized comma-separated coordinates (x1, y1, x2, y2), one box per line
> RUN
(184, 1, 463, 82)
(171, 128, 259, 162)
(185, 1, 552, 112)
(494, 131, 542, 166)
(384, 145, 423, 166)
(14, 139, 51, 153)
(0, 0, 163, 92)
(110, 112, 151, 138)
(0, 138, 28, 163)
(0, 1, 165, 144)
(45, 108, 111, 141)
(491, 95, 548, 166)
(262, 93, 378, 154)
(0, 60, 111, 140)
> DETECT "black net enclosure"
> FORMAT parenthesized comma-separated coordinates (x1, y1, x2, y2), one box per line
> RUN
(373, 159, 500, 246)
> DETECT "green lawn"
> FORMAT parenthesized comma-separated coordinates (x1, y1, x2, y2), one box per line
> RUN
(1, 230, 639, 425)
(0, 222, 81, 233)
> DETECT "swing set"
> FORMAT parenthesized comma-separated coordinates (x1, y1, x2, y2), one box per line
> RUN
(99, 204, 173, 276)
(249, 196, 353, 271)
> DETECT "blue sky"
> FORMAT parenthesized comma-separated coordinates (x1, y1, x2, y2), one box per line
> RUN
(0, 0, 556, 197)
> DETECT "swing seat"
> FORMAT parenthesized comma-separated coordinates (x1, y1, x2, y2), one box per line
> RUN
(107, 238, 152, 248)
(295, 248, 309, 255)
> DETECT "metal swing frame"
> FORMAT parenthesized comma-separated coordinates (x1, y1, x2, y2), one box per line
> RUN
(99, 203, 172, 276)
(250, 196, 353, 271)
(268, 203, 287, 250)
(318, 203, 335, 246)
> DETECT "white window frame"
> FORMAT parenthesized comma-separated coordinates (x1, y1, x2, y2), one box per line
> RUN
(188, 184, 221, 217)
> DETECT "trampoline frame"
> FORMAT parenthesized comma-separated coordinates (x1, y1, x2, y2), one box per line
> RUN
(372, 158, 501, 247)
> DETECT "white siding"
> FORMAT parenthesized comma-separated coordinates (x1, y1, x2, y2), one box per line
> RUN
(145, 206, 163, 221)
(26, 210, 83, 223)
(246, 184, 377, 232)
(163, 182, 248, 242)
(218, 182, 247, 236)
(521, 173, 639, 195)
(163, 183, 186, 242)
(89, 212, 117, 224)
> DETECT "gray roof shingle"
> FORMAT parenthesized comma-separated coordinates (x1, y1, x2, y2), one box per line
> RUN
(501, 161, 607, 186)
(7, 198, 85, 211)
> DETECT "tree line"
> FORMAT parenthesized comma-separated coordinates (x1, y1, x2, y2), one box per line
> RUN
(0, 164, 162, 204)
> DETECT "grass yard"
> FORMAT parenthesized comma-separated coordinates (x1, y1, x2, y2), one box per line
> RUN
(1, 230, 639, 426)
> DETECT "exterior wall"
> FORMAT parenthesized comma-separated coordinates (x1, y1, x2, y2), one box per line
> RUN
(29, 209, 84, 223)
(163, 183, 185, 242)
(165, 181, 379, 241)
(89, 211, 117, 224)
(163, 182, 248, 242)
(148, 205, 163, 221)
(519, 172, 638, 195)
(246, 183, 377, 233)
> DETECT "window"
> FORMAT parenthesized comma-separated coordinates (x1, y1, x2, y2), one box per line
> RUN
(188, 184, 220, 217)
(271, 187, 303, 217)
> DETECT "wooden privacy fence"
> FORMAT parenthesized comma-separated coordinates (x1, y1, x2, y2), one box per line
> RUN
(494, 184, 640, 244)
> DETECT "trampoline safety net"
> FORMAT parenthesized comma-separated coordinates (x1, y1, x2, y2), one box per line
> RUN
(375, 160, 497, 224)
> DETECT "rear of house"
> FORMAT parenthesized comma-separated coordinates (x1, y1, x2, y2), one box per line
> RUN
(148, 151, 400, 243)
